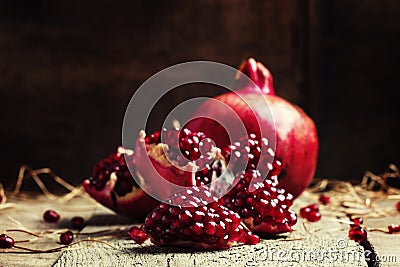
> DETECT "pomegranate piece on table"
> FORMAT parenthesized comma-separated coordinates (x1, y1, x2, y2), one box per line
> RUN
(299, 203, 321, 222)
(186, 58, 318, 198)
(0, 234, 14, 249)
(139, 186, 259, 250)
(388, 224, 400, 234)
(71, 216, 85, 230)
(60, 231, 74, 245)
(221, 170, 297, 234)
(83, 146, 159, 218)
(348, 226, 367, 243)
(350, 217, 363, 226)
(43, 209, 60, 223)
(318, 194, 330, 205)
(128, 226, 148, 244)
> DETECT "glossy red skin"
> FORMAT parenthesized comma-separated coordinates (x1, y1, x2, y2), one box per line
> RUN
(186, 58, 318, 198)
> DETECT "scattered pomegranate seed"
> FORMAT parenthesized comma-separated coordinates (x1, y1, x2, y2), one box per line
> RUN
(0, 234, 14, 249)
(348, 226, 367, 243)
(350, 217, 364, 228)
(71, 216, 85, 230)
(306, 211, 321, 222)
(351, 217, 363, 224)
(60, 231, 74, 245)
(318, 194, 330, 205)
(388, 224, 400, 234)
(128, 226, 148, 244)
(299, 203, 321, 222)
(43, 210, 60, 223)
(396, 201, 400, 212)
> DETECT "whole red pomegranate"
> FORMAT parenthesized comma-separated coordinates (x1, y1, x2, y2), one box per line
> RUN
(185, 58, 318, 198)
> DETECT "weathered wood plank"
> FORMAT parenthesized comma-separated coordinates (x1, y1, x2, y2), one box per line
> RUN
(0, 193, 372, 266)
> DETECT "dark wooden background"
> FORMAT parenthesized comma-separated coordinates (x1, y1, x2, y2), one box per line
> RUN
(0, 0, 399, 189)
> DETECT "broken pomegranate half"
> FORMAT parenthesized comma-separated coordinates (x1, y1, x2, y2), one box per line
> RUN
(83, 147, 159, 218)
(133, 127, 227, 200)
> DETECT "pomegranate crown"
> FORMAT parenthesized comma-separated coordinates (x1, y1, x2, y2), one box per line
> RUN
(235, 58, 275, 95)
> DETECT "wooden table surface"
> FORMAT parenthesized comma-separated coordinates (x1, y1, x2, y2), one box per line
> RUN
(0, 192, 399, 267)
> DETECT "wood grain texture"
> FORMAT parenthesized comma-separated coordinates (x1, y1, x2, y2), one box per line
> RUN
(0, 193, 374, 267)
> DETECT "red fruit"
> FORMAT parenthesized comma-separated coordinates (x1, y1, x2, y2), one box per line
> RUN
(348, 226, 367, 243)
(222, 170, 297, 234)
(133, 128, 227, 200)
(299, 204, 321, 222)
(71, 217, 85, 230)
(388, 224, 400, 234)
(186, 58, 318, 198)
(128, 226, 148, 244)
(396, 201, 400, 212)
(83, 147, 159, 218)
(142, 186, 259, 250)
(43, 210, 60, 223)
(318, 194, 330, 205)
(305, 211, 321, 222)
(351, 217, 363, 226)
(60, 231, 74, 245)
(0, 234, 14, 249)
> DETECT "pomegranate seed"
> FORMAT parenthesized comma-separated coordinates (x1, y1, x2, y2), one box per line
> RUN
(348, 226, 367, 243)
(0, 234, 14, 248)
(350, 217, 364, 228)
(299, 204, 321, 222)
(43, 210, 60, 223)
(60, 231, 74, 245)
(318, 194, 330, 205)
(71, 217, 85, 230)
(388, 224, 400, 234)
(244, 231, 260, 245)
(396, 201, 400, 212)
(306, 211, 321, 222)
(128, 226, 148, 244)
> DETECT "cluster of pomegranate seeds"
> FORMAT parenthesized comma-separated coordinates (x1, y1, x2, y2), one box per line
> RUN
(145, 128, 207, 162)
(318, 194, 330, 205)
(60, 231, 74, 245)
(144, 128, 224, 186)
(43, 210, 60, 223)
(141, 186, 259, 250)
(89, 147, 137, 196)
(299, 204, 321, 222)
(128, 226, 148, 244)
(0, 234, 14, 249)
(222, 170, 296, 234)
(388, 224, 400, 234)
(71, 216, 85, 230)
(222, 134, 280, 176)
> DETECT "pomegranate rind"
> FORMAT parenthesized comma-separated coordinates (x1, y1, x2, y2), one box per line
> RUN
(83, 174, 159, 218)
